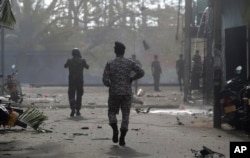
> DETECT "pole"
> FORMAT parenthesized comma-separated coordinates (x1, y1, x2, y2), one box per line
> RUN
(0, 26, 4, 95)
(183, 0, 192, 102)
(213, 0, 222, 128)
(176, 0, 182, 40)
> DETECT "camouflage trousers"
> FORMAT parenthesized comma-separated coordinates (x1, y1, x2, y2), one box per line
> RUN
(108, 95, 132, 130)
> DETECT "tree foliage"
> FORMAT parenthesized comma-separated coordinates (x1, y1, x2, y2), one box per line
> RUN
(4, 0, 183, 84)
(0, 0, 16, 28)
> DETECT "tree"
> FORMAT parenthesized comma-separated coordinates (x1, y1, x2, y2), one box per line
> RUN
(0, 0, 16, 27)
(3, 0, 183, 84)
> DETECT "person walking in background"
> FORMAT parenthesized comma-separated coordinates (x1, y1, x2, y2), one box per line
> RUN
(176, 54, 184, 91)
(64, 48, 89, 117)
(131, 54, 142, 94)
(151, 54, 162, 91)
(102, 41, 144, 146)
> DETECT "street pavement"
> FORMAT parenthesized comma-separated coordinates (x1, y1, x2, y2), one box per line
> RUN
(0, 86, 249, 158)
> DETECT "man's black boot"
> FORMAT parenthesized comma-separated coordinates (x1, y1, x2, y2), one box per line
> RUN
(110, 123, 118, 143)
(70, 109, 75, 117)
(119, 129, 127, 146)
(76, 110, 81, 116)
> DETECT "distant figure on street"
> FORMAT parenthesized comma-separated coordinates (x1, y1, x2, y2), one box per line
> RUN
(176, 54, 184, 91)
(151, 55, 162, 91)
(102, 41, 144, 146)
(191, 50, 202, 90)
(64, 48, 89, 117)
(213, 47, 223, 83)
(131, 54, 142, 94)
(192, 50, 202, 66)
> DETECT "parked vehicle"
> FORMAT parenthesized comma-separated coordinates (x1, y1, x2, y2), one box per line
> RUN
(238, 83, 250, 134)
(2, 65, 23, 104)
(220, 66, 246, 129)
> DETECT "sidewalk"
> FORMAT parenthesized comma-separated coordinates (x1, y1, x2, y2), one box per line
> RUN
(0, 86, 249, 158)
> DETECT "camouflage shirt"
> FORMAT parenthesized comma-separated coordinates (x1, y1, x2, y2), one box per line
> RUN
(102, 56, 144, 95)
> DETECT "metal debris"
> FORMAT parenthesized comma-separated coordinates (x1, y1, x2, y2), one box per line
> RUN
(131, 128, 141, 131)
(191, 146, 225, 158)
(135, 107, 151, 114)
(81, 127, 89, 130)
(36, 128, 53, 133)
(176, 117, 184, 125)
(73, 133, 88, 136)
(146, 94, 165, 98)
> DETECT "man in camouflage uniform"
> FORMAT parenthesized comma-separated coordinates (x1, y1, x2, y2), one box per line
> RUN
(64, 48, 89, 117)
(102, 42, 144, 146)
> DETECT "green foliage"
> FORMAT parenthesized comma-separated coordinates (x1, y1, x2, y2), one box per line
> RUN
(19, 107, 48, 130)
(243, 0, 250, 24)
(4, 0, 183, 84)
(0, 0, 16, 27)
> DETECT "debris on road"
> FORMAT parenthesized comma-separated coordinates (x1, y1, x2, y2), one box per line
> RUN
(146, 94, 165, 98)
(19, 107, 48, 130)
(191, 146, 225, 158)
(131, 128, 141, 131)
(81, 127, 89, 130)
(73, 133, 88, 136)
(176, 117, 184, 125)
(135, 107, 151, 114)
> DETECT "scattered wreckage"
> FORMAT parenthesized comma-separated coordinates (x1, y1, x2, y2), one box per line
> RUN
(191, 146, 225, 158)
(0, 95, 48, 133)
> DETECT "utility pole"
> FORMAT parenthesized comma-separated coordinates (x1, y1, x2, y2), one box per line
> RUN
(1, 27, 4, 82)
(183, 0, 192, 102)
(213, 0, 222, 128)
(0, 26, 4, 95)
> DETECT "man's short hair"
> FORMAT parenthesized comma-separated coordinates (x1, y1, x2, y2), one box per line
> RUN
(114, 41, 126, 55)
(115, 41, 126, 50)
(72, 48, 82, 58)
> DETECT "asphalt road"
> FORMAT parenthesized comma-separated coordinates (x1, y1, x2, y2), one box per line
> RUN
(0, 86, 249, 158)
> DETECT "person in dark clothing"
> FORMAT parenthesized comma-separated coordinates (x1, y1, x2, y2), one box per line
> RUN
(102, 41, 144, 146)
(64, 48, 89, 117)
(131, 54, 142, 94)
(176, 54, 184, 91)
(151, 55, 162, 91)
(191, 50, 202, 90)
(193, 50, 202, 66)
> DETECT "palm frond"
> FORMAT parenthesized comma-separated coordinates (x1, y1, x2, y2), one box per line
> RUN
(18, 107, 48, 130)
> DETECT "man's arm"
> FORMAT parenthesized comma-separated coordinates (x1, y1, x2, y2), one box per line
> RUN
(82, 59, 89, 69)
(131, 62, 145, 81)
(176, 61, 179, 73)
(151, 62, 154, 75)
(64, 59, 70, 68)
(159, 62, 162, 74)
(102, 62, 111, 87)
